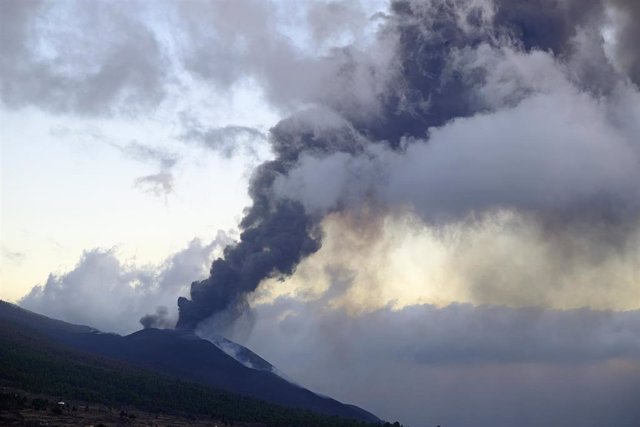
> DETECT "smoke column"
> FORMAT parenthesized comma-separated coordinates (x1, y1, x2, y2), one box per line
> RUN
(175, 0, 640, 331)
(175, 112, 367, 329)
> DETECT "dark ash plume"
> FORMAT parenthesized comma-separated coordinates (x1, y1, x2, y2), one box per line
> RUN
(175, 0, 639, 332)
(176, 109, 365, 330)
(359, 0, 640, 146)
(493, 0, 604, 54)
(177, 200, 321, 330)
(354, 0, 488, 145)
(177, 2, 494, 331)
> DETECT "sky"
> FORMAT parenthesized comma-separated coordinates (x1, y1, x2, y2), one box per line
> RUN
(1, 1, 640, 426)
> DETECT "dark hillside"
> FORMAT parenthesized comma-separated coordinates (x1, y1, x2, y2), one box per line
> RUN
(0, 301, 377, 421)
(0, 316, 393, 427)
(0, 301, 388, 425)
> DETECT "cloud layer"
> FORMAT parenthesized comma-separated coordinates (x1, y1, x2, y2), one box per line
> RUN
(243, 293, 640, 427)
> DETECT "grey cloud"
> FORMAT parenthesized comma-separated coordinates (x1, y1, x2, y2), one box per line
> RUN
(179, 118, 266, 158)
(275, 58, 640, 224)
(134, 171, 174, 199)
(122, 141, 179, 199)
(609, 0, 640, 85)
(178, 0, 398, 117)
(492, 0, 605, 55)
(243, 296, 640, 427)
(3, 0, 636, 121)
(306, 0, 369, 45)
(384, 88, 640, 222)
(123, 141, 178, 170)
(269, 107, 368, 163)
(50, 126, 180, 198)
(249, 298, 640, 367)
(1, 248, 26, 264)
(1, 0, 395, 118)
(271, 81, 640, 318)
(0, 0, 168, 115)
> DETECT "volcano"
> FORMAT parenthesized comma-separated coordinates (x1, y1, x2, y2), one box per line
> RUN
(0, 300, 378, 422)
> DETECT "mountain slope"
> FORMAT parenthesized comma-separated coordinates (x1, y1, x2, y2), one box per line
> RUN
(1, 316, 387, 426)
(0, 301, 379, 422)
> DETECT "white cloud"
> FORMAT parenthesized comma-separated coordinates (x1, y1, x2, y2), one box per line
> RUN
(20, 236, 230, 334)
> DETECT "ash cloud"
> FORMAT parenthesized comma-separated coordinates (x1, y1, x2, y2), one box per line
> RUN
(11, 0, 630, 339)
(176, 0, 640, 332)
(176, 107, 372, 330)
(278, 81, 640, 223)
(140, 306, 173, 330)
(176, 198, 322, 330)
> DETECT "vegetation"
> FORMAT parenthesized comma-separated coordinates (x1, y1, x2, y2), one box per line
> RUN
(0, 319, 403, 427)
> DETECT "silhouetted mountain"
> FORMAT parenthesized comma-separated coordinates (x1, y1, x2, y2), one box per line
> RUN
(0, 301, 378, 422)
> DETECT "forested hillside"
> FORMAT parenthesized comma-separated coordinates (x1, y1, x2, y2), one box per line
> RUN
(0, 318, 401, 427)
